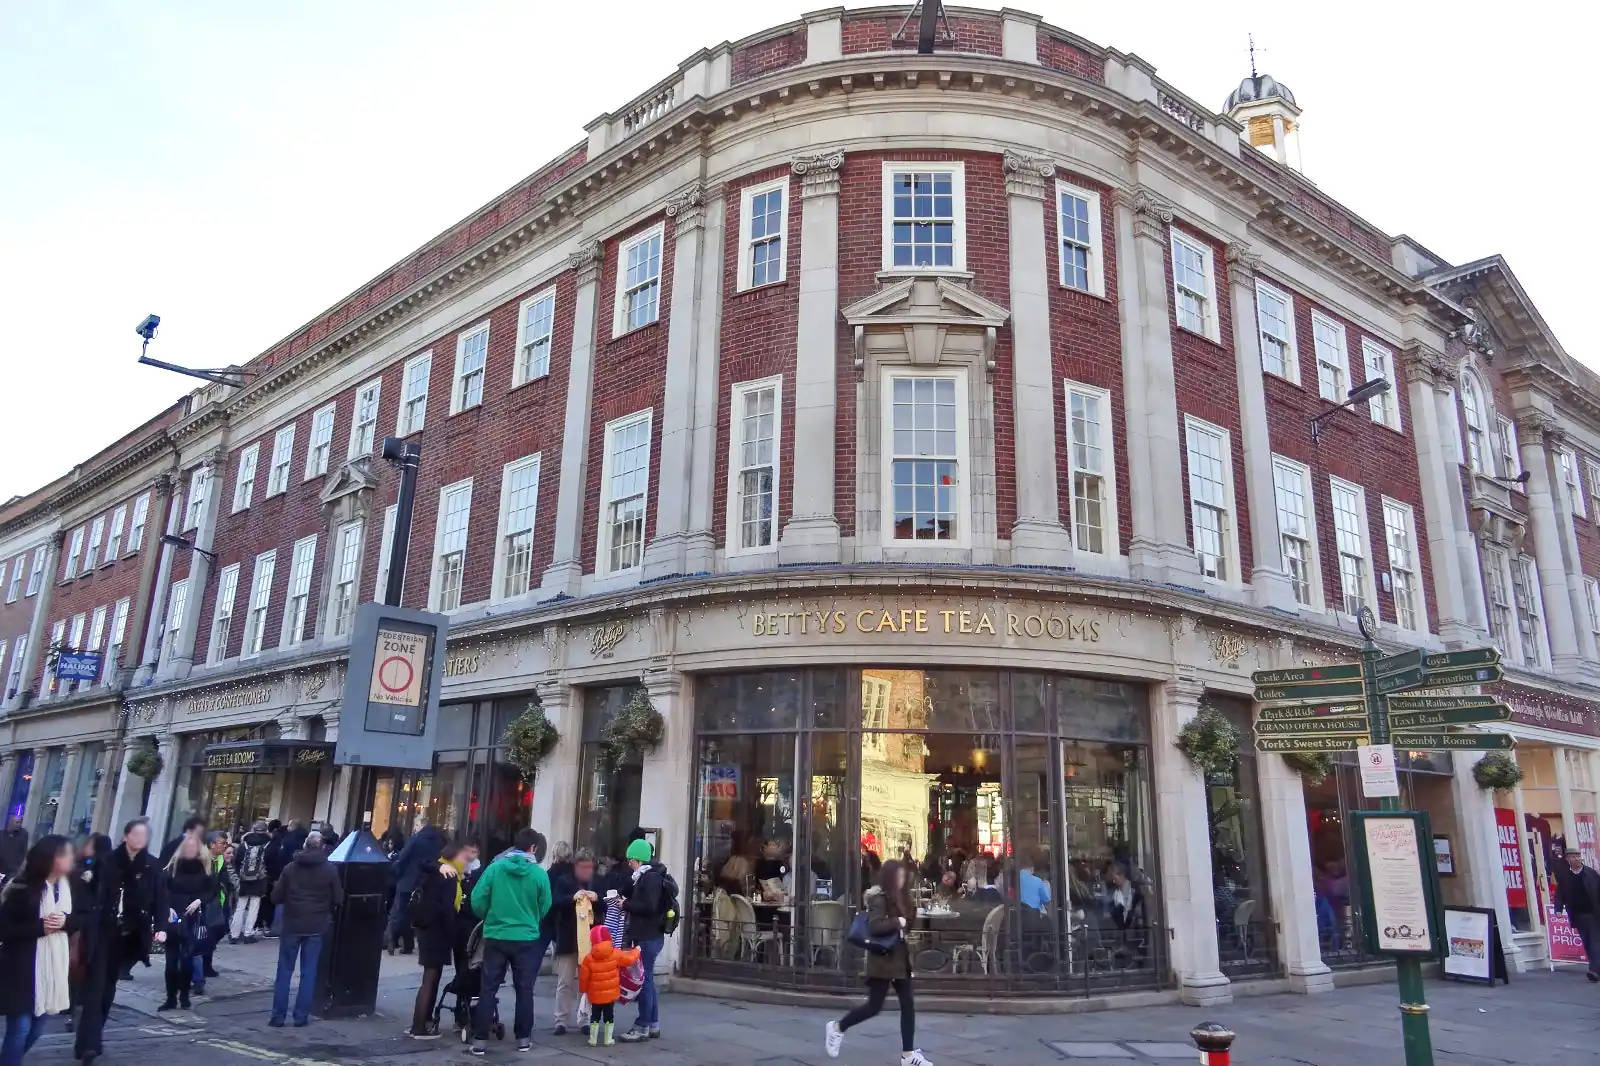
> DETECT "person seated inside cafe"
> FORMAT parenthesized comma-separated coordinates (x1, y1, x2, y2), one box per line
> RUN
(1017, 848, 1052, 914)
(718, 832, 756, 895)
(973, 857, 1006, 905)
(755, 837, 790, 889)
(1102, 862, 1145, 930)
(931, 868, 961, 904)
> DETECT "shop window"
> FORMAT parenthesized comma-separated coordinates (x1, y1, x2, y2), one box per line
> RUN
(698, 733, 799, 899)
(65, 742, 103, 837)
(5, 751, 34, 825)
(1205, 700, 1272, 975)
(577, 685, 646, 865)
(697, 671, 802, 732)
(33, 749, 66, 835)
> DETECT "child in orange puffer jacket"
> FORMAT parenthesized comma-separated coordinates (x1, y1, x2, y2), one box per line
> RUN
(578, 925, 640, 1047)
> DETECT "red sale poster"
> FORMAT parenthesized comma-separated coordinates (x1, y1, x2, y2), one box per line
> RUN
(1574, 812, 1598, 868)
(1495, 807, 1526, 908)
(1547, 904, 1589, 964)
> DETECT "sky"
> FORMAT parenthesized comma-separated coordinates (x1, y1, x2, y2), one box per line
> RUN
(2, 1, 1593, 501)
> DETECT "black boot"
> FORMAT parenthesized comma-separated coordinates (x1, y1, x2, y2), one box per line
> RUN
(179, 991, 191, 1010)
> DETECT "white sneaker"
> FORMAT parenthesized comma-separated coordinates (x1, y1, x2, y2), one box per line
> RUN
(902, 1051, 934, 1066)
(824, 1020, 843, 1058)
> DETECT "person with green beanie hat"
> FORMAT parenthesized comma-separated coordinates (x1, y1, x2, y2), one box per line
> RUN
(616, 836, 676, 1043)
(467, 827, 552, 1056)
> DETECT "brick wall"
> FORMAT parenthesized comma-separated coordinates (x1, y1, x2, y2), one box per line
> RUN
(713, 167, 799, 550)
(731, 30, 806, 86)
(42, 485, 163, 679)
(580, 216, 675, 574)
(834, 150, 1013, 540)
(841, 12, 1002, 56)
(1042, 169, 1130, 554)
(1038, 34, 1105, 81)
(0, 542, 45, 691)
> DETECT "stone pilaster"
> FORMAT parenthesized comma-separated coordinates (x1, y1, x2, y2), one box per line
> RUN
(1450, 754, 1523, 969)
(1112, 187, 1199, 582)
(779, 149, 845, 564)
(1150, 679, 1230, 1004)
(50, 744, 84, 835)
(1225, 243, 1297, 610)
(527, 681, 581, 848)
(541, 242, 605, 596)
(135, 487, 182, 686)
(21, 747, 49, 837)
(0, 755, 16, 827)
(635, 668, 693, 975)
(90, 743, 120, 835)
(126, 473, 176, 687)
(1540, 425, 1600, 662)
(1517, 412, 1583, 671)
(169, 452, 227, 679)
(142, 735, 182, 841)
(1257, 751, 1333, 992)
(1003, 151, 1071, 563)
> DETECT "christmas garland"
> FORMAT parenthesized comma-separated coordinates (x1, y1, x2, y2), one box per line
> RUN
(1472, 752, 1523, 790)
(125, 742, 163, 780)
(1175, 702, 1240, 778)
(501, 702, 560, 781)
(600, 686, 664, 770)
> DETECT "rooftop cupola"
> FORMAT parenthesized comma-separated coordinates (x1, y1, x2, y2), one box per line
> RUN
(1223, 41, 1302, 169)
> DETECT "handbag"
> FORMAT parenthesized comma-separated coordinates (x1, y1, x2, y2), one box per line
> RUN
(203, 900, 228, 936)
(847, 911, 901, 955)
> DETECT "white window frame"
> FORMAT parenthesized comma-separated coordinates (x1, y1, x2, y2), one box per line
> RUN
(282, 534, 318, 646)
(1460, 373, 1491, 475)
(373, 505, 398, 602)
(349, 378, 382, 457)
(1329, 476, 1379, 618)
(1559, 448, 1586, 519)
(1183, 415, 1238, 582)
(105, 504, 126, 560)
(881, 162, 967, 272)
(305, 403, 336, 479)
(85, 606, 107, 689)
(451, 320, 490, 415)
(208, 563, 241, 664)
(1271, 455, 1322, 609)
(1482, 545, 1515, 656)
(1311, 311, 1350, 404)
(1362, 339, 1401, 431)
(127, 492, 151, 554)
(83, 515, 105, 571)
(1510, 553, 1550, 668)
(161, 583, 186, 664)
(1054, 180, 1104, 297)
(241, 550, 277, 658)
(1588, 459, 1600, 520)
(1496, 415, 1522, 487)
(513, 289, 556, 385)
(267, 424, 296, 496)
(327, 520, 364, 638)
(1381, 497, 1426, 632)
(63, 527, 84, 580)
(1254, 280, 1298, 383)
(725, 377, 782, 557)
(613, 223, 666, 336)
(103, 599, 128, 684)
(430, 479, 474, 612)
(737, 178, 790, 291)
(597, 409, 654, 575)
(4, 557, 21, 603)
(397, 352, 432, 436)
(881, 368, 971, 549)
(492, 455, 542, 600)
(1064, 379, 1118, 556)
(1169, 230, 1219, 342)
(184, 466, 209, 531)
(4, 634, 24, 699)
(26, 545, 46, 595)
(1586, 576, 1600, 645)
(232, 443, 260, 512)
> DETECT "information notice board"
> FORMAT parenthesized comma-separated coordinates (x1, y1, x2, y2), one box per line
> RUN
(1442, 905, 1509, 985)
(1351, 810, 1446, 958)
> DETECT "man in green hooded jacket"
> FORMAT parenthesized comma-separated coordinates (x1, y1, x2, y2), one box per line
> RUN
(468, 827, 552, 1055)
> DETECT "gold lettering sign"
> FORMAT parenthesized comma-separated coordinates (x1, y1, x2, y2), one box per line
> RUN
(443, 653, 482, 677)
(180, 686, 273, 716)
(750, 606, 1102, 642)
(589, 619, 629, 658)
(204, 750, 261, 769)
(293, 747, 328, 765)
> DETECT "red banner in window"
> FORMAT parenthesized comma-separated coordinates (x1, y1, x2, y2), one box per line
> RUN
(1495, 806, 1526, 908)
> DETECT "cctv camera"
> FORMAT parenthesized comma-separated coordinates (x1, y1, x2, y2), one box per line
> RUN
(135, 314, 161, 341)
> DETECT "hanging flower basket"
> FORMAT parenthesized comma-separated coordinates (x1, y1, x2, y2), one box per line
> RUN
(1175, 702, 1239, 778)
(1473, 752, 1523, 790)
(600, 687, 664, 770)
(126, 742, 163, 780)
(501, 702, 560, 782)
(1282, 751, 1332, 787)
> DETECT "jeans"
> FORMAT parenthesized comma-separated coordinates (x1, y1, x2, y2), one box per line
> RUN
(473, 938, 539, 1041)
(1, 1014, 45, 1066)
(271, 933, 324, 1024)
(633, 937, 663, 1029)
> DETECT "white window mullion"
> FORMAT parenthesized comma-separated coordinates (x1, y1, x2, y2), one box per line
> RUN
(1065, 381, 1116, 555)
(103, 599, 128, 684)
(738, 179, 789, 291)
(4, 634, 25, 699)
(84, 516, 105, 570)
(267, 424, 296, 495)
(161, 583, 186, 664)
(882, 162, 966, 271)
(350, 378, 382, 457)
(184, 466, 210, 530)
(431, 480, 474, 610)
(883, 371, 969, 547)
(1170, 231, 1218, 341)
(727, 379, 781, 554)
(328, 520, 364, 637)
(1363, 340, 1400, 430)
(241, 550, 277, 658)
(1255, 281, 1298, 382)
(514, 290, 556, 385)
(282, 535, 318, 645)
(1461, 375, 1491, 475)
(1496, 415, 1521, 485)
(209, 563, 241, 664)
(63, 527, 84, 580)
(232, 444, 259, 512)
(305, 403, 336, 478)
(598, 411, 653, 573)
(4, 557, 22, 603)
(1312, 311, 1349, 404)
(398, 352, 433, 435)
(1272, 455, 1320, 608)
(85, 606, 107, 689)
(27, 544, 47, 594)
(1330, 477, 1374, 617)
(614, 225, 665, 335)
(1184, 416, 1237, 582)
(374, 505, 398, 602)
(451, 322, 489, 414)
(1055, 181, 1103, 296)
(105, 505, 126, 560)
(493, 456, 542, 599)
(1382, 497, 1424, 632)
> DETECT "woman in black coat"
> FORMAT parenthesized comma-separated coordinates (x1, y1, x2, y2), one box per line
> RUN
(155, 835, 215, 1012)
(0, 836, 82, 1066)
(826, 860, 929, 1066)
(69, 834, 120, 1065)
(109, 820, 158, 983)
(407, 844, 468, 1038)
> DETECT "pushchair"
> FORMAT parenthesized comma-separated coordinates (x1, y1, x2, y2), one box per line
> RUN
(431, 920, 505, 1044)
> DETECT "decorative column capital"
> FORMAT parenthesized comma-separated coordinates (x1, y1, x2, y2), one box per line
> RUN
(792, 149, 845, 198)
(1224, 242, 1262, 286)
(566, 240, 603, 286)
(1399, 342, 1452, 388)
(663, 182, 706, 230)
(1168, 675, 1207, 707)
(1002, 149, 1054, 199)
(1113, 185, 1175, 243)
(1516, 409, 1561, 445)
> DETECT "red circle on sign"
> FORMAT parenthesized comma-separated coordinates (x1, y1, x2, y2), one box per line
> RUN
(377, 655, 414, 694)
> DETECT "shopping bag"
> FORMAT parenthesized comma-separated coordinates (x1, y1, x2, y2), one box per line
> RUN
(618, 958, 645, 1004)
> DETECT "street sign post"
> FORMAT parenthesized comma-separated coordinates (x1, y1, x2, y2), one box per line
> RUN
(1424, 649, 1500, 671)
(1389, 705, 1512, 731)
(1386, 694, 1500, 713)
(1255, 703, 1365, 721)
(1387, 732, 1516, 751)
(1254, 680, 1368, 703)
(1255, 735, 1369, 753)
(1254, 716, 1372, 736)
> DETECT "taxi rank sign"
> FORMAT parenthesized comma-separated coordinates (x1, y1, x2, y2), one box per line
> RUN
(337, 601, 450, 771)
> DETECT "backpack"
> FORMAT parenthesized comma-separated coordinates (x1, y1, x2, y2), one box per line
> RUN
(239, 842, 267, 883)
(657, 869, 680, 936)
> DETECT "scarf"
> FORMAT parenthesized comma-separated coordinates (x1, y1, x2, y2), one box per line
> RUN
(446, 858, 466, 912)
(36, 880, 72, 1016)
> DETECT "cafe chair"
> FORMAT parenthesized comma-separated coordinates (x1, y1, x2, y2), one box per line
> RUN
(729, 893, 780, 963)
(1232, 899, 1257, 963)
(710, 889, 741, 959)
(807, 900, 848, 967)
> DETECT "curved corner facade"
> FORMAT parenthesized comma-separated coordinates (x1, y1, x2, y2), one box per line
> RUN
(3, 5, 1600, 1003)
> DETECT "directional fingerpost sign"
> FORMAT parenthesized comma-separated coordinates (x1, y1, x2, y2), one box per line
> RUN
(1390, 704, 1512, 731)
(1424, 648, 1500, 671)
(1375, 649, 1425, 676)
(1254, 680, 1368, 703)
(1418, 665, 1504, 688)
(1256, 735, 1369, 753)
(1251, 664, 1364, 686)
(1388, 732, 1515, 751)
(1255, 716, 1372, 736)
(1255, 703, 1366, 722)
(1386, 694, 1501, 713)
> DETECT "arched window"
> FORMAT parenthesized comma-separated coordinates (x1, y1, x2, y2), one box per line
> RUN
(1461, 373, 1490, 475)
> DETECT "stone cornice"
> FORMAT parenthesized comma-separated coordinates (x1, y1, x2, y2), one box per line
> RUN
(1, 429, 177, 539)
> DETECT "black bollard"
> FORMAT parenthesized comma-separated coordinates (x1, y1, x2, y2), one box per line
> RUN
(1191, 1021, 1235, 1065)
(316, 827, 394, 1018)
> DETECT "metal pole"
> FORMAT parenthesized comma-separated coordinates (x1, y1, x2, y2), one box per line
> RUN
(382, 438, 420, 607)
(1359, 613, 1433, 1066)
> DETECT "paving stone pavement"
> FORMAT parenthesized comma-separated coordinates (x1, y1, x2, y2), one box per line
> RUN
(21, 940, 1597, 1065)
